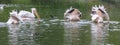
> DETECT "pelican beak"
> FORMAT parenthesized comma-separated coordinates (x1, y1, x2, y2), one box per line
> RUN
(34, 10, 40, 21)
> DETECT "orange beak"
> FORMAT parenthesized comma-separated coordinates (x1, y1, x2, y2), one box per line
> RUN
(34, 10, 40, 20)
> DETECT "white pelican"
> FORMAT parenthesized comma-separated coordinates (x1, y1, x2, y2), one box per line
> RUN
(91, 5, 110, 23)
(7, 8, 40, 24)
(64, 7, 82, 21)
(7, 10, 20, 24)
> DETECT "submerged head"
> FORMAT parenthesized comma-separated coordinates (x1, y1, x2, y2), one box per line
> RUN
(64, 7, 82, 21)
(91, 5, 109, 23)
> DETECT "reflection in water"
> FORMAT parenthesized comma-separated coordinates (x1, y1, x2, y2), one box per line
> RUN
(64, 22, 81, 45)
(0, 4, 5, 12)
(91, 23, 109, 45)
(7, 23, 36, 45)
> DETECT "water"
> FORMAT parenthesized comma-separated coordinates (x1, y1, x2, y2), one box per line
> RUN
(0, 0, 120, 45)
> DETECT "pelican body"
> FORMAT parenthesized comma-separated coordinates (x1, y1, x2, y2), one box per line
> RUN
(64, 7, 82, 21)
(7, 8, 40, 24)
(91, 5, 110, 23)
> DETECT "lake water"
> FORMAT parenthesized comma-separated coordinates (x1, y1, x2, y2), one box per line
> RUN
(0, 0, 120, 45)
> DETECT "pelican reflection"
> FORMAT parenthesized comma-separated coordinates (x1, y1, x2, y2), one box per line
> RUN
(91, 23, 109, 45)
(64, 22, 81, 45)
(7, 23, 37, 45)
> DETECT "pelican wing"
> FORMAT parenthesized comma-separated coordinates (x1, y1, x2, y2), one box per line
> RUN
(18, 10, 35, 18)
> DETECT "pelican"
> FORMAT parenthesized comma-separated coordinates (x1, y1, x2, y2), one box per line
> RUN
(7, 10, 20, 24)
(91, 5, 110, 23)
(64, 7, 82, 21)
(18, 8, 40, 21)
(7, 8, 40, 24)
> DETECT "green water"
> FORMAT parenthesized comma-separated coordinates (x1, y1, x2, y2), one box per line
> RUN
(0, 0, 120, 45)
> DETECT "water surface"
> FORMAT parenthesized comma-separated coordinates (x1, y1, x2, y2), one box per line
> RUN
(0, 0, 120, 45)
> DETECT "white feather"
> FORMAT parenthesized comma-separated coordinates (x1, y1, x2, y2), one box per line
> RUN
(18, 10, 35, 18)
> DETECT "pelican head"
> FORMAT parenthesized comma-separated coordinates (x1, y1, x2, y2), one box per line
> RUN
(31, 8, 36, 13)
(31, 8, 40, 20)
(64, 7, 82, 21)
